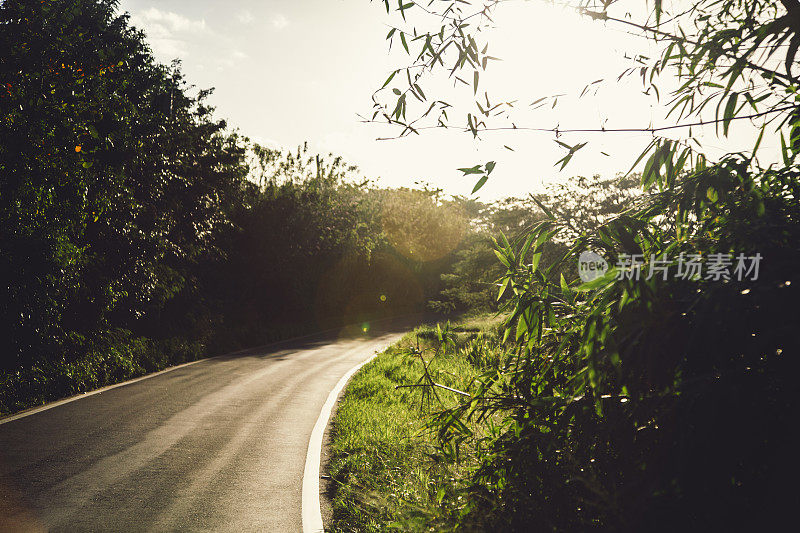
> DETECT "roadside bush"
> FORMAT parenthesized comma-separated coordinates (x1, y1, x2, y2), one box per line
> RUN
(431, 157, 800, 531)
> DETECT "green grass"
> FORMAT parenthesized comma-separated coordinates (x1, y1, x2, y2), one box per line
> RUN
(328, 316, 506, 532)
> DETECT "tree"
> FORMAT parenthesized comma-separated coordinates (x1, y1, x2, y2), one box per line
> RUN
(0, 0, 247, 368)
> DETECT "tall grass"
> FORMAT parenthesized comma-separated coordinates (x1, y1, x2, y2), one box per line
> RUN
(328, 319, 507, 532)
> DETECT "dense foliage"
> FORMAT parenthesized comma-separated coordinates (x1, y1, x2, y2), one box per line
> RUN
(461, 157, 800, 531)
(1, 0, 249, 408)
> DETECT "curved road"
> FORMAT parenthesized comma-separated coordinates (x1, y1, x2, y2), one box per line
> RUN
(0, 331, 403, 532)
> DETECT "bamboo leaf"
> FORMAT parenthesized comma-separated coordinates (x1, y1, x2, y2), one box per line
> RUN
(471, 175, 489, 194)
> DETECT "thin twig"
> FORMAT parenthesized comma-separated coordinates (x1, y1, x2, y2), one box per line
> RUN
(369, 104, 795, 140)
(396, 382, 472, 397)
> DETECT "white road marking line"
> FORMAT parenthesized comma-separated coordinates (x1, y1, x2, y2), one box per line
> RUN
(0, 359, 206, 425)
(301, 340, 389, 533)
(0, 327, 351, 426)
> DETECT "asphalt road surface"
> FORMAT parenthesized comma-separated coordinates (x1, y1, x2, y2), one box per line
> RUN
(0, 330, 404, 532)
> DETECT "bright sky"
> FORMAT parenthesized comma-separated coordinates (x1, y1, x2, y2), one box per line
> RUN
(118, 0, 779, 200)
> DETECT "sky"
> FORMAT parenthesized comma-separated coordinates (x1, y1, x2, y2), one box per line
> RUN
(117, 0, 780, 200)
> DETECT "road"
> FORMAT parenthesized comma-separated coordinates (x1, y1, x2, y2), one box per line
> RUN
(0, 330, 404, 532)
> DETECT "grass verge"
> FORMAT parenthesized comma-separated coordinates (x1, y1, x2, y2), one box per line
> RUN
(328, 315, 506, 532)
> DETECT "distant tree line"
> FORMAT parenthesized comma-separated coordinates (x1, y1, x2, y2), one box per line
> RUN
(431, 174, 642, 314)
